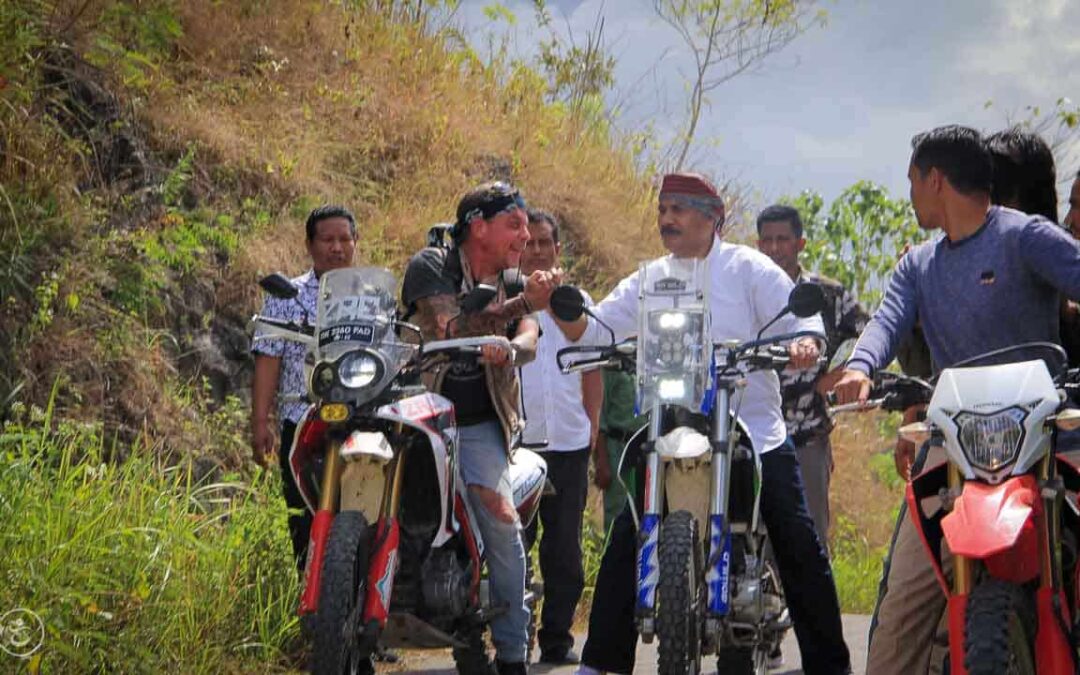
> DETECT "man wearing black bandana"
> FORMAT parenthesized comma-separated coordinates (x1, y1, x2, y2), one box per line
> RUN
(402, 181, 560, 674)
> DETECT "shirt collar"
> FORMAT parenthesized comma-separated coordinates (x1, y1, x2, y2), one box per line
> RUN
(299, 269, 319, 287)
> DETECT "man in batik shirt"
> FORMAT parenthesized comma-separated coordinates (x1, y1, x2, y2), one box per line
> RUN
(756, 204, 868, 548)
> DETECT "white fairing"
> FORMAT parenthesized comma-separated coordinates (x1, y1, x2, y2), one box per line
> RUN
(508, 448, 548, 527)
(927, 360, 1059, 482)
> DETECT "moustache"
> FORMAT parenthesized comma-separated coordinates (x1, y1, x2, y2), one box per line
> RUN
(660, 225, 681, 236)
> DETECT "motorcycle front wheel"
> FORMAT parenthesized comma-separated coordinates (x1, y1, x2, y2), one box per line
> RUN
(311, 511, 373, 675)
(964, 579, 1036, 675)
(657, 510, 703, 675)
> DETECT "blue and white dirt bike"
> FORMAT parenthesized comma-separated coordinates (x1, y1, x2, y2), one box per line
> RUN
(551, 259, 826, 674)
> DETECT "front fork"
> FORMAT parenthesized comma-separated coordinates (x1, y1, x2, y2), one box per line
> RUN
(299, 440, 345, 615)
(636, 405, 663, 640)
(705, 386, 736, 636)
(634, 387, 741, 641)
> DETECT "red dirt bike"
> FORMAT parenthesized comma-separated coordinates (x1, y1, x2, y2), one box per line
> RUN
(833, 342, 1080, 674)
(252, 267, 547, 674)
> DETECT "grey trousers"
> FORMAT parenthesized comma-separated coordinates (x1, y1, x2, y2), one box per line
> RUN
(795, 433, 833, 549)
(866, 444, 949, 675)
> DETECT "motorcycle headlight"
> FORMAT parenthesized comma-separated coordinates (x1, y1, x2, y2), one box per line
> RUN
(647, 310, 697, 368)
(955, 407, 1026, 471)
(338, 352, 382, 389)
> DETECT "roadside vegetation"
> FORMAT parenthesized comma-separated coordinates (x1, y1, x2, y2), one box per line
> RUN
(0, 1, 910, 670)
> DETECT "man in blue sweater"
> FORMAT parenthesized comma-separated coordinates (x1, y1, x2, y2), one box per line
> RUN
(833, 125, 1080, 675)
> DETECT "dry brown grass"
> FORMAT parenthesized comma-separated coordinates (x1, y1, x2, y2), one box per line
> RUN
(831, 410, 905, 547)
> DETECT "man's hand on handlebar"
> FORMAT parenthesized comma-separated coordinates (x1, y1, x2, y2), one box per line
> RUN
(479, 342, 515, 367)
(787, 337, 821, 370)
(523, 268, 562, 312)
(832, 367, 872, 406)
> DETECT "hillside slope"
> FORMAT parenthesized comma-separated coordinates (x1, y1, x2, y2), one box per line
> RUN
(1, 0, 662, 455)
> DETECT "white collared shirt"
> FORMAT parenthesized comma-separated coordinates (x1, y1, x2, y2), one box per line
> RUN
(519, 290, 594, 451)
(584, 237, 825, 454)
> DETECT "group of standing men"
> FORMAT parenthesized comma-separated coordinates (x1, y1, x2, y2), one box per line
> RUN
(252, 121, 1080, 675)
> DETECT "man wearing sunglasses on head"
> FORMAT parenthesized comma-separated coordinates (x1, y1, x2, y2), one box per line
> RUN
(401, 181, 561, 674)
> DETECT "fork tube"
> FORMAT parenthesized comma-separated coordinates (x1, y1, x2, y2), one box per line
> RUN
(636, 402, 664, 631)
(382, 422, 408, 519)
(318, 440, 344, 511)
(706, 385, 733, 620)
(1039, 454, 1059, 589)
(948, 463, 971, 595)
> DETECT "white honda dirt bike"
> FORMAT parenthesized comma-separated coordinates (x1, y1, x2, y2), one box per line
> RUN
(251, 267, 548, 674)
(550, 259, 827, 675)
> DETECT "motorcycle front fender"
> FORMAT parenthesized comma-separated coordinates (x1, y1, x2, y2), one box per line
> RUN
(940, 475, 1041, 584)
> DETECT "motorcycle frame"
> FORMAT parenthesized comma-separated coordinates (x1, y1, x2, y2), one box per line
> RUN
(906, 445, 1078, 675)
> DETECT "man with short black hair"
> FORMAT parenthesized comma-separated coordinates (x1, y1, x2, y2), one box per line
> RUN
(251, 204, 358, 569)
(833, 124, 1080, 675)
(756, 204, 868, 549)
(402, 181, 559, 675)
(518, 207, 603, 665)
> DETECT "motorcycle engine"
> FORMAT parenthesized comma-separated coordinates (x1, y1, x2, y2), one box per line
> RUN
(729, 553, 765, 624)
(420, 549, 471, 617)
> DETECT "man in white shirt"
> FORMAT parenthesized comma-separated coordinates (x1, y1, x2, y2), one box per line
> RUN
(518, 208, 604, 665)
(557, 174, 851, 675)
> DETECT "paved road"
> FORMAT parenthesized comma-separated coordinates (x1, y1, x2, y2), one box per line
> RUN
(378, 614, 870, 674)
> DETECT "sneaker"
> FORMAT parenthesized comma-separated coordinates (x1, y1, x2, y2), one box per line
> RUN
(496, 660, 527, 675)
(540, 649, 581, 665)
(374, 643, 399, 663)
(767, 645, 784, 670)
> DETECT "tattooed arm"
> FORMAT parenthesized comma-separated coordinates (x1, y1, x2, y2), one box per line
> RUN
(412, 293, 535, 340)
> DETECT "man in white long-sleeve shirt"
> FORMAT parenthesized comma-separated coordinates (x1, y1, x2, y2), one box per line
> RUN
(518, 208, 604, 665)
(557, 173, 851, 675)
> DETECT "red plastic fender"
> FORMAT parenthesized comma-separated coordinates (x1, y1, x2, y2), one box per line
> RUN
(941, 476, 1042, 584)
(363, 517, 400, 628)
(298, 508, 334, 615)
(1034, 587, 1076, 675)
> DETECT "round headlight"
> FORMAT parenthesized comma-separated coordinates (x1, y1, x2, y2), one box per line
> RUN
(338, 352, 381, 389)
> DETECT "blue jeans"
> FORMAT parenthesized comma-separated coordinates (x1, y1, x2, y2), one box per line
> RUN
(458, 421, 529, 663)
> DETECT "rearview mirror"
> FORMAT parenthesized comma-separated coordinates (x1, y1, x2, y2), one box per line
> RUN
(788, 283, 826, 318)
(460, 284, 498, 315)
(259, 273, 299, 300)
(551, 285, 586, 322)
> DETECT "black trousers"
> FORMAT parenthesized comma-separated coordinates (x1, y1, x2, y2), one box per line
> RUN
(522, 447, 591, 656)
(581, 440, 851, 675)
(279, 420, 313, 572)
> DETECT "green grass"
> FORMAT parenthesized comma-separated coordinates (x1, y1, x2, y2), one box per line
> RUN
(0, 400, 301, 673)
(832, 514, 891, 614)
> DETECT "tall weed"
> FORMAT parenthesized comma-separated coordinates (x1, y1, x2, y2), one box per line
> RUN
(0, 406, 300, 673)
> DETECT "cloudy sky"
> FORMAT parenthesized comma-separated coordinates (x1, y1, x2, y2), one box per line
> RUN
(456, 0, 1080, 210)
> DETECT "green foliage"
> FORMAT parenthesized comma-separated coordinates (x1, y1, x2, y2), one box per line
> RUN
(0, 408, 300, 673)
(786, 180, 926, 309)
(84, 1, 183, 90)
(830, 514, 887, 613)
